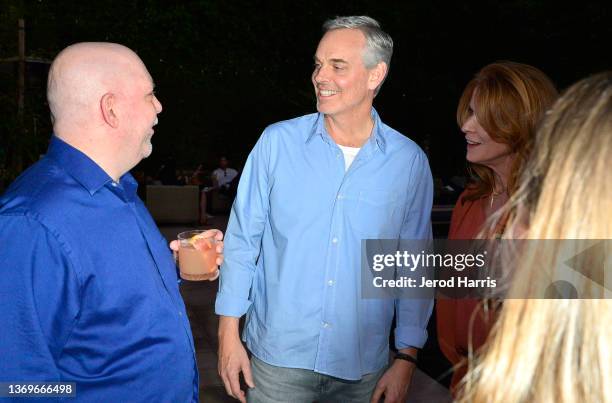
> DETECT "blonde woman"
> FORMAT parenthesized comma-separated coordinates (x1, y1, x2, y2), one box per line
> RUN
(458, 72, 612, 403)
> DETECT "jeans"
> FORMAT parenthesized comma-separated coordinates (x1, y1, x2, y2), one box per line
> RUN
(247, 356, 386, 403)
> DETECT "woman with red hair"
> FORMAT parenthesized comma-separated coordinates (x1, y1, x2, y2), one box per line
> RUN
(437, 61, 558, 393)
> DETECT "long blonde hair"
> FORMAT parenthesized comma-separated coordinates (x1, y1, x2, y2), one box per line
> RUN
(458, 72, 612, 403)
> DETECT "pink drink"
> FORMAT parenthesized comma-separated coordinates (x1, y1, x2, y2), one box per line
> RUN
(178, 231, 218, 281)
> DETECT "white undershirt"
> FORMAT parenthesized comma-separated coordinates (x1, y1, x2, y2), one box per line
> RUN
(337, 144, 361, 171)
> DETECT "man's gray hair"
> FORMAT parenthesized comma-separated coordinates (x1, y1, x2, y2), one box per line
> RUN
(322, 16, 393, 69)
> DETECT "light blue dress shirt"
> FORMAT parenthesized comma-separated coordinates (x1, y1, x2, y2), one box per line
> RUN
(215, 109, 434, 380)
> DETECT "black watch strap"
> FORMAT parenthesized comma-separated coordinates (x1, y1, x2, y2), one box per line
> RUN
(395, 352, 418, 365)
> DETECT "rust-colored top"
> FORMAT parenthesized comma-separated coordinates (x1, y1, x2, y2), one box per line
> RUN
(436, 189, 498, 393)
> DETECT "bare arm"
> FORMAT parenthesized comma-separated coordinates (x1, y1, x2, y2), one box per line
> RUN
(218, 316, 254, 403)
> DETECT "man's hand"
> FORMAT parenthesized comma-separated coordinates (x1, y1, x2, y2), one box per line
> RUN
(370, 353, 416, 403)
(218, 316, 254, 403)
(169, 229, 224, 281)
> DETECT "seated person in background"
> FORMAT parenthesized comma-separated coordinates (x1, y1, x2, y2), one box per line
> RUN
(437, 61, 558, 393)
(198, 157, 239, 224)
(457, 71, 612, 403)
(212, 156, 239, 196)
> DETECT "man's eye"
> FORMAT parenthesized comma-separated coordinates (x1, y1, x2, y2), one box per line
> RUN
(333, 65, 345, 71)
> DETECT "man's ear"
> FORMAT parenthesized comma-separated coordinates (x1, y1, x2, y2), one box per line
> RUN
(368, 62, 388, 91)
(100, 93, 119, 128)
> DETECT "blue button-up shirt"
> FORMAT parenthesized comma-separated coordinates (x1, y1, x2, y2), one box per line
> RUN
(0, 137, 198, 402)
(215, 109, 434, 380)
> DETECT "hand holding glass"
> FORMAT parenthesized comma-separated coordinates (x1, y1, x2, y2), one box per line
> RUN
(177, 230, 220, 281)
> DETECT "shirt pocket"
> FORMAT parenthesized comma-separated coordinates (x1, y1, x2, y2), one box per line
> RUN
(348, 189, 403, 239)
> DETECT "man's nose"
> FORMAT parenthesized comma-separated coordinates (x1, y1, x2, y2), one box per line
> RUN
(154, 96, 163, 113)
(313, 65, 329, 84)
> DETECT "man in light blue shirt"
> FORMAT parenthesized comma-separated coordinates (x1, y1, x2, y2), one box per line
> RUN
(216, 16, 433, 403)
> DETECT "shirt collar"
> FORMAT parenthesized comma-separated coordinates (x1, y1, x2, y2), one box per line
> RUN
(46, 135, 138, 198)
(307, 108, 387, 154)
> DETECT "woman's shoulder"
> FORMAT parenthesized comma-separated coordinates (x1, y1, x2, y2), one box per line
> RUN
(453, 186, 482, 211)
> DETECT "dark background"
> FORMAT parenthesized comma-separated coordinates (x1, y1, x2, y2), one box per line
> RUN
(1, 0, 610, 188)
(1, 1, 609, 388)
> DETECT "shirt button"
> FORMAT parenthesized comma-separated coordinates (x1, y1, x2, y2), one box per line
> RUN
(337, 194, 343, 200)
(111, 182, 118, 187)
(178, 311, 183, 316)
(322, 322, 330, 328)
(332, 237, 338, 244)
(328, 280, 334, 286)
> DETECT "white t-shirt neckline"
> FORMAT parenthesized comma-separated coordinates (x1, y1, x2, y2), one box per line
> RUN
(337, 144, 361, 171)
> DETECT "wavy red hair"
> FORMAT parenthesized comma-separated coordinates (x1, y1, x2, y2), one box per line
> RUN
(457, 61, 558, 202)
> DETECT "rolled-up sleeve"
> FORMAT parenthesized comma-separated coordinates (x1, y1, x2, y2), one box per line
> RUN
(395, 150, 434, 349)
(215, 130, 271, 317)
(0, 214, 81, 381)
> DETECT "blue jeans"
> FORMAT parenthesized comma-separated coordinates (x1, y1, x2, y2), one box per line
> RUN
(247, 356, 386, 403)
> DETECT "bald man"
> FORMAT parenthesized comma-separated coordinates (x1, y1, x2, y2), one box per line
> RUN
(0, 43, 221, 402)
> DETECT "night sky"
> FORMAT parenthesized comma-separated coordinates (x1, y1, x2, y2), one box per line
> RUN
(1, 0, 610, 183)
